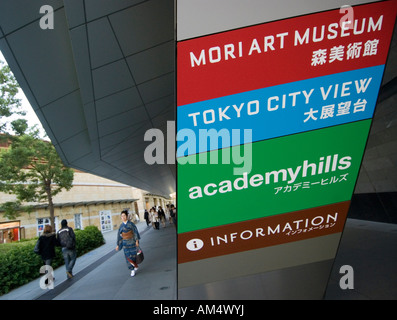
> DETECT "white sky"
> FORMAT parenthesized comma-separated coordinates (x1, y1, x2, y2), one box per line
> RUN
(0, 51, 47, 139)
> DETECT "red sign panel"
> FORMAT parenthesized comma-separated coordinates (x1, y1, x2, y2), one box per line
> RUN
(177, 1, 397, 106)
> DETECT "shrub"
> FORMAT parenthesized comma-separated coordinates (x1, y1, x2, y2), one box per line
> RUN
(0, 226, 105, 295)
(75, 226, 105, 256)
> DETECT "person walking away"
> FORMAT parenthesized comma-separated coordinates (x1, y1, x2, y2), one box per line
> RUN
(34, 225, 57, 283)
(144, 209, 150, 227)
(116, 210, 141, 277)
(35, 225, 57, 266)
(57, 219, 77, 279)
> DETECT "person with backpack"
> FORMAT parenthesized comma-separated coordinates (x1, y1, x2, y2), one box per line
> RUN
(57, 219, 77, 279)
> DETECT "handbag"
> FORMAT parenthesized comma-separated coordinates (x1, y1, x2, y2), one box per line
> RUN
(136, 246, 144, 264)
(34, 238, 41, 254)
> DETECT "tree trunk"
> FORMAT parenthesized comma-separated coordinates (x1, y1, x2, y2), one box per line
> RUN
(45, 181, 55, 231)
(48, 197, 55, 231)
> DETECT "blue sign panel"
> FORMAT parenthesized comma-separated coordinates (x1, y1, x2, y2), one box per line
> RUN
(177, 65, 384, 157)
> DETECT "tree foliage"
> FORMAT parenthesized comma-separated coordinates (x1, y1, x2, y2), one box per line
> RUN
(0, 131, 74, 229)
(0, 60, 26, 136)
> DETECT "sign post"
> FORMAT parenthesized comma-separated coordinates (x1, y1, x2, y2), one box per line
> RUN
(176, 0, 397, 299)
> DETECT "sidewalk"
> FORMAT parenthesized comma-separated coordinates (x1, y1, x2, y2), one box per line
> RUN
(2, 218, 395, 300)
(0, 220, 177, 300)
(324, 218, 397, 299)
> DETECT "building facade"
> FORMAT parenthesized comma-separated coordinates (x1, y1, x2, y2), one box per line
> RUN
(0, 170, 172, 242)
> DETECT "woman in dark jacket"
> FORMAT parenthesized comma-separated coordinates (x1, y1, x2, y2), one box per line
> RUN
(36, 225, 57, 266)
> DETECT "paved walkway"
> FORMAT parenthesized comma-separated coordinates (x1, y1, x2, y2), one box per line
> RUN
(0, 221, 177, 300)
(1, 218, 396, 300)
(324, 218, 397, 300)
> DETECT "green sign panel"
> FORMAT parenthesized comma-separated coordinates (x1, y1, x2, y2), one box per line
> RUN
(178, 120, 371, 233)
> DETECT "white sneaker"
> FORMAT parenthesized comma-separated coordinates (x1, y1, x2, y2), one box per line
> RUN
(130, 270, 135, 277)
(130, 262, 138, 271)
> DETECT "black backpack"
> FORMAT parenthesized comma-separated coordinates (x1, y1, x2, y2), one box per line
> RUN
(58, 228, 75, 249)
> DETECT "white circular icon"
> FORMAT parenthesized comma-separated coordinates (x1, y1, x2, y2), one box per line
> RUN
(186, 238, 204, 251)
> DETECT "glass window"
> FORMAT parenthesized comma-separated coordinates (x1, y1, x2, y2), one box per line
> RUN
(37, 217, 58, 236)
(74, 213, 82, 230)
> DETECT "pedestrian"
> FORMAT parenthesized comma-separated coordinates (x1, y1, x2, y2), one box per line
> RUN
(34, 225, 57, 285)
(57, 219, 77, 279)
(158, 206, 166, 228)
(170, 204, 177, 227)
(144, 209, 150, 226)
(166, 204, 172, 224)
(35, 225, 57, 266)
(150, 207, 160, 230)
(34, 225, 56, 283)
(116, 210, 141, 277)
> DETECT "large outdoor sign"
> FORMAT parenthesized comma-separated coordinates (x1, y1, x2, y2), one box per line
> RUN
(176, 0, 397, 290)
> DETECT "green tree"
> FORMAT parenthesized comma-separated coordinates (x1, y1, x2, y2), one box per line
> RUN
(0, 131, 74, 230)
(0, 59, 27, 137)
